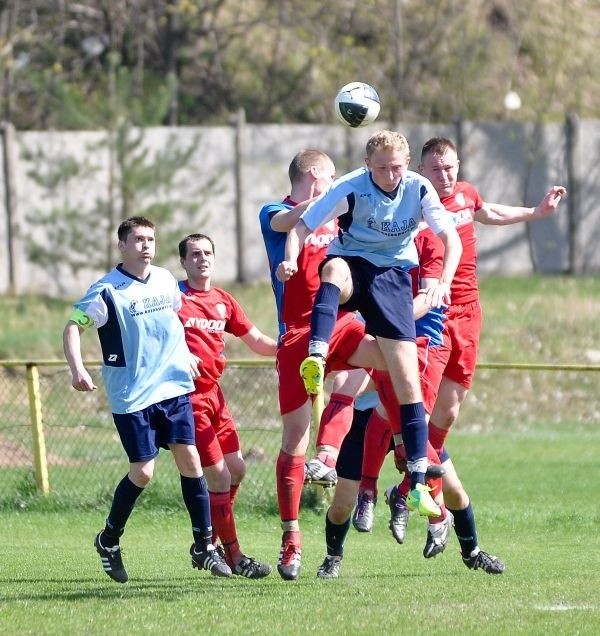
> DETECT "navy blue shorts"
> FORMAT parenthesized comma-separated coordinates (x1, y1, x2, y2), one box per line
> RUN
(326, 256, 416, 341)
(336, 407, 373, 481)
(112, 394, 196, 463)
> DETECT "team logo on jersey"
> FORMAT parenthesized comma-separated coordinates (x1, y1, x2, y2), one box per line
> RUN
(129, 300, 138, 314)
(215, 303, 227, 318)
(379, 217, 416, 236)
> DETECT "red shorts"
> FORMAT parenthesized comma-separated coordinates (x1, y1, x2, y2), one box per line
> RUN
(190, 384, 240, 467)
(418, 336, 450, 414)
(276, 312, 367, 415)
(442, 300, 482, 389)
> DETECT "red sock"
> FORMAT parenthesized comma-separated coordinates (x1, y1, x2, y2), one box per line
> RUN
(359, 409, 392, 496)
(276, 450, 305, 524)
(209, 490, 242, 566)
(428, 421, 449, 458)
(316, 393, 354, 456)
(229, 483, 240, 509)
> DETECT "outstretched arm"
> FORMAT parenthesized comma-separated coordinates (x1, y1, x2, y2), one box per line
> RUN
(240, 326, 278, 356)
(475, 185, 567, 225)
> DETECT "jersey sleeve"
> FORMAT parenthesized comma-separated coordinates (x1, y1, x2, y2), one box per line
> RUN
(73, 283, 109, 329)
(420, 179, 455, 235)
(224, 292, 254, 337)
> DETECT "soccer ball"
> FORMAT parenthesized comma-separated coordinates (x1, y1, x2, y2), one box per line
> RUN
(334, 82, 381, 128)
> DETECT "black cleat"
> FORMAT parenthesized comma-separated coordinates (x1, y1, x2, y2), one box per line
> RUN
(316, 555, 342, 579)
(232, 555, 272, 579)
(94, 532, 128, 583)
(190, 544, 232, 577)
(462, 549, 505, 574)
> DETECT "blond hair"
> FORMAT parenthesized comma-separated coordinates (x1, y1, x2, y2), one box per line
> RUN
(366, 130, 410, 158)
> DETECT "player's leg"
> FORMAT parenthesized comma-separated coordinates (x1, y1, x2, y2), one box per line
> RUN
(166, 394, 231, 578)
(94, 408, 159, 583)
(306, 367, 370, 485)
(442, 458, 505, 574)
(373, 338, 440, 517)
(317, 404, 371, 579)
(353, 405, 391, 532)
(277, 400, 312, 580)
(302, 257, 354, 394)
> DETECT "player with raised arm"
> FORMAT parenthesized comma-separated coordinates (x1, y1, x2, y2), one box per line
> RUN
(260, 149, 394, 581)
(277, 131, 462, 526)
(177, 232, 276, 579)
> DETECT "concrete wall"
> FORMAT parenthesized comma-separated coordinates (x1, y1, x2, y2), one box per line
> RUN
(1, 118, 598, 299)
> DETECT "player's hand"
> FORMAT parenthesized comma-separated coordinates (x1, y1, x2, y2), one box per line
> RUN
(419, 282, 451, 309)
(190, 355, 202, 380)
(276, 260, 298, 282)
(535, 185, 567, 218)
(71, 369, 97, 392)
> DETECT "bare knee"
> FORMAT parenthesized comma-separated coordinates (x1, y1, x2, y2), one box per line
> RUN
(129, 461, 154, 487)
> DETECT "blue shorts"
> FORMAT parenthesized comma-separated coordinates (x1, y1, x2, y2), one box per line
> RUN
(328, 256, 416, 341)
(112, 394, 196, 463)
(336, 407, 373, 481)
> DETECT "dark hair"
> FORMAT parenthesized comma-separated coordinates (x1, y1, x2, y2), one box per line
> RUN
(117, 216, 155, 241)
(420, 137, 457, 162)
(288, 149, 331, 185)
(178, 233, 215, 259)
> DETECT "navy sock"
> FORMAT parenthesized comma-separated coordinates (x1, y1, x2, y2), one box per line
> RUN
(181, 474, 213, 550)
(310, 282, 341, 348)
(399, 402, 428, 487)
(104, 475, 144, 543)
(325, 512, 351, 557)
(448, 502, 478, 557)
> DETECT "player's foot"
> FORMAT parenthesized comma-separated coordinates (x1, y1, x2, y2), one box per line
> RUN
(316, 555, 342, 579)
(406, 483, 441, 517)
(423, 510, 454, 558)
(462, 549, 505, 574)
(425, 463, 446, 479)
(352, 491, 377, 532)
(232, 555, 272, 579)
(94, 532, 128, 583)
(300, 355, 325, 395)
(190, 544, 232, 577)
(277, 540, 302, 581)
(384, 485, 410, 544)
(304, 458, 337, 487)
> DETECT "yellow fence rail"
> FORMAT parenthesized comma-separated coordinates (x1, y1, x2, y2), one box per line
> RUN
(0, 359, 598, 506)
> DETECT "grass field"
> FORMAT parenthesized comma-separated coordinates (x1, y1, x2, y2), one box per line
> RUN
(1, 276, 599, 634)
(1, 426, 599, 635)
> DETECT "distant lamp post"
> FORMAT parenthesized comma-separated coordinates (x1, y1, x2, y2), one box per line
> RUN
(504, 90, 522, 114)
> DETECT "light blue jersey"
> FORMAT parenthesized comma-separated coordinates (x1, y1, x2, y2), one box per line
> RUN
(301, 168, 453, 269)
(73, 264, 194, 414)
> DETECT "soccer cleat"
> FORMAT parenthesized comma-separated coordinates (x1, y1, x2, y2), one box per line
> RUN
(277, 541, 302, 581)
(232, 555, 272, 579)
(406, 483, 441, 517)
(384, 485, 410, 544)
(317, 555, 342, 579)
(190, 544, 232, 577)
(425, 463, 446, 479)
(352, 492, 377, 532)
(300, 356, 325, 396)
(304, 458, 337, 487)
(462, 549, 505, 574)
(423, 510, 454, 558)
(94, 532, 128, 583)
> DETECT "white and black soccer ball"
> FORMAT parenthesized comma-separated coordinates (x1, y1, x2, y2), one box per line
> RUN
(334, 82, 381, 128)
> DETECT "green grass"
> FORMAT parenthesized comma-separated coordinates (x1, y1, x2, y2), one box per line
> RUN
(1, 426, 599, 635)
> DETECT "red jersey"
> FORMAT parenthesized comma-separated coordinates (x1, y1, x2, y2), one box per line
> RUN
(259, 197, 338, 335)
(178, 282, 253, 393)
(438, 181, 483, 305)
